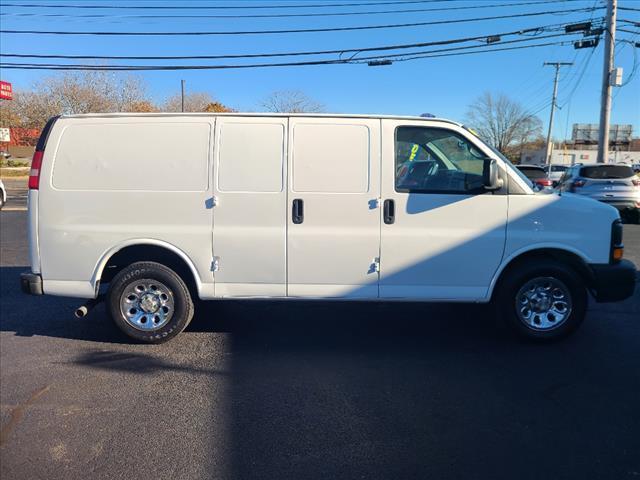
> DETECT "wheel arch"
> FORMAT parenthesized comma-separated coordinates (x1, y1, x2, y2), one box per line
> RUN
(92, 239, 203, 298)
(489, 246, 595, 300)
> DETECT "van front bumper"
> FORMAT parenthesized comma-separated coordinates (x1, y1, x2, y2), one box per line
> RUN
(589, 260, 637, 302)
(20, 272, 43, 295)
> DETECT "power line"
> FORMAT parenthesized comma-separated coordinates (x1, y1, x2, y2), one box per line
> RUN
(0, 7, 603, 36)
(518, 21, 583, 107)
(0, 22, 579, 60)
(618, 19, 640, 27)
(0, 39, 584, 71)
(0, 0, 593, 19)
(351, 32, 582, 62)
(613, 30, 640, 92)
(388, 39, 581, 62)
(558, 46, 597, 107)
(0, 0, 589, 9)
(519, 50, 591, 118)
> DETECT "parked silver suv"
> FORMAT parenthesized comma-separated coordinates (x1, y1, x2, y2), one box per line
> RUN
(558, 163, 640, 223)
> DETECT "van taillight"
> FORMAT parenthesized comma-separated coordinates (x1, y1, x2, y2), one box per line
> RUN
(610, 219, 624, 263)
(28, 116, 59, 190)
(29, 150, 43, 190)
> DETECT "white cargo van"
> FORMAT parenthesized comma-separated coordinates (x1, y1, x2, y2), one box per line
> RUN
(21, 114, 636, 343)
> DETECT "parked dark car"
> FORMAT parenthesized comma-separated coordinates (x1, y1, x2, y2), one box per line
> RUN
(516, 164, 553, 189)
(557, 163, 640, 223)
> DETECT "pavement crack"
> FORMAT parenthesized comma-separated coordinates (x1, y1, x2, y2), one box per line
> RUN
(0, 385, 51, 447)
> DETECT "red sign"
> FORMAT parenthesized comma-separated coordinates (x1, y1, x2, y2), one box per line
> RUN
(0, 81, 13, 100)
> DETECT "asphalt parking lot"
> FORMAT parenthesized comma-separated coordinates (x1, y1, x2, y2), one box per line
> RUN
(1, 179, 639, 480)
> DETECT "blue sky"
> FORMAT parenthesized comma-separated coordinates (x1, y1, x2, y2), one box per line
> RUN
(0, 0, 639, 140)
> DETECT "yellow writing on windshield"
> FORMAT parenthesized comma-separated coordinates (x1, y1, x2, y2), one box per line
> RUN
(409, 144, 419, 161)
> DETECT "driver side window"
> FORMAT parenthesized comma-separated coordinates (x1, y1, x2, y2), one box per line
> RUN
(395, 127, 487, 194)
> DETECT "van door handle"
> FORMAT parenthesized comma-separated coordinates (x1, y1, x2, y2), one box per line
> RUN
(292, 199, 304, 224)
(383, 199, 395, 224)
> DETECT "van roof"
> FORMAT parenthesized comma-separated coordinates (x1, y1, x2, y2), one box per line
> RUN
(60, 112, 463, 125)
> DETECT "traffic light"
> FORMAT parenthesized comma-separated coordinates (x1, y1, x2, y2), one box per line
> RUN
(574, 38, 600, 49)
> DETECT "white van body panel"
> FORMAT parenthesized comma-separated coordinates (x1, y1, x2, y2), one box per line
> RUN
(213, 117, 288, 297)
(27, 190, 41, 274)
(91, 238, 214, 299)
(481, 192, 619, 300)
(287, 117, 381, 298)
(43, 280, 95, 297)
(30, 113, 620, 303)
(504, 193, 616, 265)
(380, 119, 508, 301)
(38, 116, 215, 298)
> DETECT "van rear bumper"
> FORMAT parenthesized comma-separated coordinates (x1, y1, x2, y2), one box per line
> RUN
(20, 272, 43, 295)
(589, 260, 637, 303)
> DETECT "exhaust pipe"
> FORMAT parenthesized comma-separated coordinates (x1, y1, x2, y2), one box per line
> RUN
(74, 297, 101, 318)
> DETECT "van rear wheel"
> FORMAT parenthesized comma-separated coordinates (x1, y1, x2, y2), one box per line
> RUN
(496, 259, 587, 341)
(107, 261, 194, 343)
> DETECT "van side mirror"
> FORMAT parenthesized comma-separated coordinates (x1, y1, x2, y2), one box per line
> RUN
(483, 158, 504, 191)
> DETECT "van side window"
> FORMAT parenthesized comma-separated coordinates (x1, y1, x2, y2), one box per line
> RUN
(395, 127, 487, 194)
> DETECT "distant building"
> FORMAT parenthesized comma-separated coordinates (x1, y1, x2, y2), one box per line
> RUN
(520, 123, 639, 165)
(572, 123, 633, 149)
(520, 147, 640, 166)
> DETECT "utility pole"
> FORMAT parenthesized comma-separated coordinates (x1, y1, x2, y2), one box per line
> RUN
(181, 79, 185, 113)
(543, 62, 573, 165)
(597, 0, 617, 163)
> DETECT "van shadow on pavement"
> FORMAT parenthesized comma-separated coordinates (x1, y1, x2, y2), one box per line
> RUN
(3, 265, 640, 479)
(1, 265, 504, 345)
(73, 284, 640, 480)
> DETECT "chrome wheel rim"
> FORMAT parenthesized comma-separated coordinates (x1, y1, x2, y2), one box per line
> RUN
(119, 279, 174, 331)
(515, 276, 572, 331)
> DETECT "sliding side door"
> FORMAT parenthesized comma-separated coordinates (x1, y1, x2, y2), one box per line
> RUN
(287, 117, 381, 298)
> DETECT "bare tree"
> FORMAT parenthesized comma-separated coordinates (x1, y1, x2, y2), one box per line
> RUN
(260, 90, 324, 113)
(0, 71, 151, 129)
(163, 92, 232, 113)
(465, 92, 543, 155)
(128, 100, 159, 113)
(203, 101, 234, 113)
(38, 71, 148, 115)
(0, 74, 235, 132)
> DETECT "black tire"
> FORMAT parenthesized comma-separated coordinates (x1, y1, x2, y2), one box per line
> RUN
(0, 193, 4, 210)
(107, 261, 194, 344)
(495, 259, 588, 341)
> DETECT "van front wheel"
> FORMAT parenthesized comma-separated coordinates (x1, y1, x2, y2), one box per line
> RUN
(107, 262, 194, 343)
(496, 260, 587, 341)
